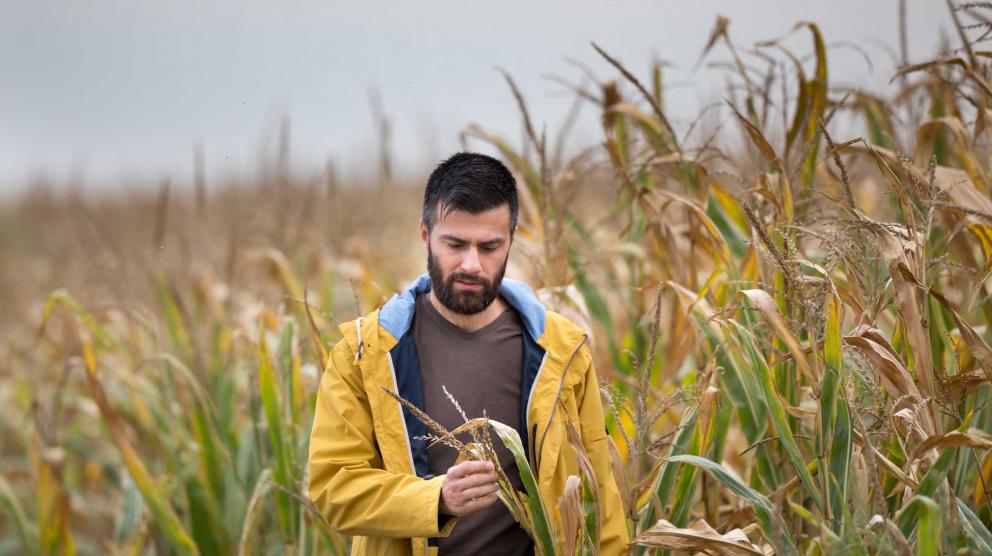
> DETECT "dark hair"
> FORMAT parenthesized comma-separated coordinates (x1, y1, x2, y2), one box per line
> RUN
(422, 152, 518, 234)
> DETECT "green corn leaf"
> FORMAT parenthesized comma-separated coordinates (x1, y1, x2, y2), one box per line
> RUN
(186, 474, 225, 556)
(901, 496, 941, 556)
(672, 282, 780, 492)
(567, 245, 615, 350)
(149, 353, 232, 516)
(788, 501, 842, 545)
(637, 405, 699, 535)
(155, 274, 195, 365)
(0, 474, 39, 554)
(956, 496, 992, 553)
(725, 320, 825, 514)
(82, 342, 199, 556)
(257, 317, 298, 543)
(706, 190, 749, 258)
(667, 388, 718, 531)
(821, 294, 851, 532)
(489, 419, 558, 556)
(670, 283, 767, 442)
(896, 446, 958, 538)
(40, 289, 119, 352)
(112, 472, 144, 546)
(668, 454, 798, 556)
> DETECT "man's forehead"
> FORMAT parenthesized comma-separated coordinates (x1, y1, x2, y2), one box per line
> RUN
(432, 205, 512, 236)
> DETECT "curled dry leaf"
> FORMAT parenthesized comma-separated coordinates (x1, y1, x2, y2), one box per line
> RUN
(887, 260, 938, 427)
(930, 288, 992, 384)
(936, 166, 992, 218)
(942, 370, 989, 399)
(911, 428, 992, 462)
(844, 324, 934, 434)
(633, 518, 766, 555)
(893, 406, 931, 446)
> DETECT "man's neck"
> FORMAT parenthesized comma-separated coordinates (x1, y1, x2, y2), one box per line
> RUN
(428, 290, 509, 332)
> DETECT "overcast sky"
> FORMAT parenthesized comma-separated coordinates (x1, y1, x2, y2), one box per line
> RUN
(2, 1, 951, 195)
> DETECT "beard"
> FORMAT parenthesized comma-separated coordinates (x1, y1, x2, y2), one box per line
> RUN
(427, 244, 507, 315)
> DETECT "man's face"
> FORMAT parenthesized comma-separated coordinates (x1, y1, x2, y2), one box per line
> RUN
(421, 204, 513, 315)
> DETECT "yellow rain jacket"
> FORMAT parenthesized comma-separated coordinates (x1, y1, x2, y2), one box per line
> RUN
(308, 274, 629, 555)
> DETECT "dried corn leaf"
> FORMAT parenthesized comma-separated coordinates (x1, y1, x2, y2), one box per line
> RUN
(929, 288, 992, 383)
(633, 518, 764, 555)
(942, 370, 989, 399)
(944, 166, 992, 210)
(892, 57, 992, 100)
(888, 261, 938, 428)
(844, 325, 930, 427)
(911, 429, 992, 462)
(727, 104, 793, 222)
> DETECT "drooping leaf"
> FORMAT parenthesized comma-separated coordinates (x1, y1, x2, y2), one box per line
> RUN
(633, 518, 763, 555)
(668, 455, 798, 556)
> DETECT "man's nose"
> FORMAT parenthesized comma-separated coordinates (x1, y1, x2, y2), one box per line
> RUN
(460, 247, 483, 274)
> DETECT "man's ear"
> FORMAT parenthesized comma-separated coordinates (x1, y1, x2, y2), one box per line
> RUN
(419, 220, 429, 247)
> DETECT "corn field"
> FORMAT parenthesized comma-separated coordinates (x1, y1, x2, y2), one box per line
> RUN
(4, 10, 992, 555)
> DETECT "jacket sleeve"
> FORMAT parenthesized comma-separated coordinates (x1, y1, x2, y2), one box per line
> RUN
(576, 352, 631, 555)
(307, 338, 457, 538)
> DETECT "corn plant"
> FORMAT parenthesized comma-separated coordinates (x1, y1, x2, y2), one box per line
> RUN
(4, 5, 992, 555)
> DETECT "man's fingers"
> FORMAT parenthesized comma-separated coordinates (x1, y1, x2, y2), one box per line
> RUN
(454, 470, 499, 489)
(463, 491, 500, 512)
(461, 483, 499, 501)
(448, 460, 494, 478)
(440, 460, 501, 516)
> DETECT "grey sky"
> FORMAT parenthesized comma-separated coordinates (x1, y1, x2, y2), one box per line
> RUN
(2, 1, 950, 194)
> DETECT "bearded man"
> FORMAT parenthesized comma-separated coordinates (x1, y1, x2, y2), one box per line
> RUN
(307, 152, 628, 555)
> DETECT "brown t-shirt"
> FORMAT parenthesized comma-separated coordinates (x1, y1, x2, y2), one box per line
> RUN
(412, 292, 534, 556)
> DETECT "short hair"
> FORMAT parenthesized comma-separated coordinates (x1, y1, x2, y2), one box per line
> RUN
(422, 152, 518, 234)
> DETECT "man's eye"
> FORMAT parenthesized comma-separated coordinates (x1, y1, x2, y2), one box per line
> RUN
(448, 243, 466, 249)
(481, 245, 498, 252)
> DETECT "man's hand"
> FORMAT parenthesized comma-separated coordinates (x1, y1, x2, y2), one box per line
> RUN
(438, 460, 500, 516)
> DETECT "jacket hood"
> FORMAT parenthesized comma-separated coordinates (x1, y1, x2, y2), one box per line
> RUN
(377, 273, 547, 343)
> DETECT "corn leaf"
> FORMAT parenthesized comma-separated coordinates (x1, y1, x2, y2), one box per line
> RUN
(668, 455, 798, 556)
(724, 320, 825, 514)
(489, 419, 558, 556)
(0, 474, 39, 554)
(257, 316, 299, 542)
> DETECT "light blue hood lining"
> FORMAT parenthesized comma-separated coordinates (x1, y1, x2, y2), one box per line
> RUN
(378, 273, 547, 342)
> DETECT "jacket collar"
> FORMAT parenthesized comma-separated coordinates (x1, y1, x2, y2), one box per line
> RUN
(378, 273, 547, 343)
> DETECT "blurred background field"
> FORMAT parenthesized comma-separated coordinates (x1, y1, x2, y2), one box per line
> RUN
(5, 2, 992, 555)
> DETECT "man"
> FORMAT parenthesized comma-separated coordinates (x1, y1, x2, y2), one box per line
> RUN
(307, 152, 628, 555)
